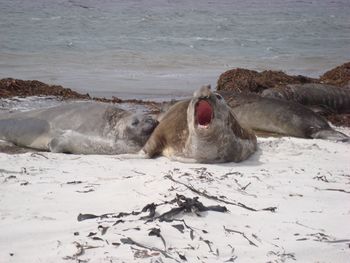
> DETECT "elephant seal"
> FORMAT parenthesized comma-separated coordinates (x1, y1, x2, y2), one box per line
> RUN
(219, 91, 349, 141)
(137, 85, 257, 163)
(0, 102, 158, 154)
(261, 84, 350, 114)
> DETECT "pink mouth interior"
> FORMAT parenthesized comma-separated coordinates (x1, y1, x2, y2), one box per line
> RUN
(196, 100, 213, 126)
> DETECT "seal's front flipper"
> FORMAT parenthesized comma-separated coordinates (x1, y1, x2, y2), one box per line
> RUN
(48, 130, 112, 154)
(115, 150, 150, 160)
(311, 129, 349, 142)
(48, 132, 73, 153)
(169, 155, 198, 163)
(307, 105, 336, 115)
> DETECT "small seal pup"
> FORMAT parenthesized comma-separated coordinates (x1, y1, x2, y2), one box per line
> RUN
(134, 85, 257, 163)
(261, 83, 350, 114)
(0, 102, 158, 154)
(219, 91, 349, 141)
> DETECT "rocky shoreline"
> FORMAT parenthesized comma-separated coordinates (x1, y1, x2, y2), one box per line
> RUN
(0, 78, 90, 100)
(216, 62, 350, 93)
(0, 78, 162, 113)
(1, 62, 349, 126)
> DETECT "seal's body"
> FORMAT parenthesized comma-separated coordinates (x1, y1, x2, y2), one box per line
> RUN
(261, 84, 350, 114)
(140, 86, 257, 163)
(220, 92, 348, 141)
(0, 102, 158, 154)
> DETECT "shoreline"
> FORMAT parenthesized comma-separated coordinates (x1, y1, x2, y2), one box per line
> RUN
(1, 62, 349, 127)
(1, 62, 349, 100)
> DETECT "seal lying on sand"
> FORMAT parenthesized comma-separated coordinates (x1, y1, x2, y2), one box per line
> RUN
(219, 91, 349, 141)
(261, 84, 350, 114)
(135, 85, 257, 163)
(0, 102, 158, 154)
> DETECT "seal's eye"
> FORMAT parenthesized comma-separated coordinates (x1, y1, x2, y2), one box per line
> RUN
(215, 93, 222, 100)
(131, 119, 139, 126)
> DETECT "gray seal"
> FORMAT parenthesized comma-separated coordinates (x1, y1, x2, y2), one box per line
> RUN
(138, 85, 257, 163)
(219, 91, 349, 141)
(0, 102, 158, 154)
(261, 83, 350, 114)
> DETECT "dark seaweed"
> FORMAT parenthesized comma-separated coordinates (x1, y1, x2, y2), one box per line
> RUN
(165, 174, 277, 212)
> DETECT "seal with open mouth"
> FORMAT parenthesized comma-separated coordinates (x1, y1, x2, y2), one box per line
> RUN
(140, 85, 257, 163)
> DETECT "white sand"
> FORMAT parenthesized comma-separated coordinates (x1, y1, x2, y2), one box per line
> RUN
(0, 134, 349, 262)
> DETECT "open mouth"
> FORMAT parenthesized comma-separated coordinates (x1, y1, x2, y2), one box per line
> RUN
(195, 100, 213, 128)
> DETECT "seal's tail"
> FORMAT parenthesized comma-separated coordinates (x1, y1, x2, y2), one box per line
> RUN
(311, 129, 349, 142)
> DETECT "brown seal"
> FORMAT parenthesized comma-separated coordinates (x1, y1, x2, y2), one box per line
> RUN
(139, 85, 257, 163)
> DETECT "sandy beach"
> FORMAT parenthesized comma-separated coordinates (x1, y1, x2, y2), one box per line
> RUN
(1, 0, 350, 261)
(1, 128, 349, 262)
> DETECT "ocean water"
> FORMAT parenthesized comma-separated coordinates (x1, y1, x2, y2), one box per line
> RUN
(0, 0, 349, 99)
